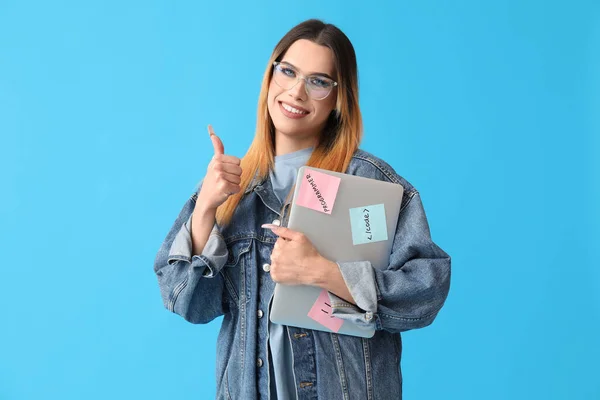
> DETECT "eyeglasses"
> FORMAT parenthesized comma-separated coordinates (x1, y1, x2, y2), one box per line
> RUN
(272, 61, 338, 100)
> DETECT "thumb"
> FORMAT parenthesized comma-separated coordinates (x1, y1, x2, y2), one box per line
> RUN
(208, 124, 224, 155)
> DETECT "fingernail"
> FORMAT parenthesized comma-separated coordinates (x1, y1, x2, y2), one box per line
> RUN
(261, 224, 278, 229)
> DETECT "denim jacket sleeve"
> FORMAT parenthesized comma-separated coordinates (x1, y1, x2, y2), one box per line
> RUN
(153, 189, 230, 324)
(328, 191, 451, 333)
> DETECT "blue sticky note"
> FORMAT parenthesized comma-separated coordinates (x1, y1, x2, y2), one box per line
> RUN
(349, 204, 388, 245)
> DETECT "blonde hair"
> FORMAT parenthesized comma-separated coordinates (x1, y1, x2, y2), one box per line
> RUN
(216, 19, 362, 226)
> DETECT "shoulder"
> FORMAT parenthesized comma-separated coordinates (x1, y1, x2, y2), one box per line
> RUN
(347, 149, 418, 196)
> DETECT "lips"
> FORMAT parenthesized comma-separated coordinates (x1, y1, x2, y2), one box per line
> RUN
(278, 101, 310, 119)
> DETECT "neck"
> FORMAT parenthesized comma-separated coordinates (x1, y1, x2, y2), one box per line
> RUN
(274, 131, 318, 156)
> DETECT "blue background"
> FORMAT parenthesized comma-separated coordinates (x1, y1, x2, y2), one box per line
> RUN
(1, 1, 598, 399)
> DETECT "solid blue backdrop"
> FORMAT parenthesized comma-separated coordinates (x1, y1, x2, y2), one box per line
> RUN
(1, 1, 598, 399)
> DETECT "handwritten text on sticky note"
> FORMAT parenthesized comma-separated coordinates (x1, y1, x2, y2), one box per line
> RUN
(296, 169, 341, 214)
(307, 289, 344, 332)
(349, 204, 388, 245)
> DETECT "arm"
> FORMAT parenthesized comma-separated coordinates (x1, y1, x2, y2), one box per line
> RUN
(316, 191, 451, 333)
(154, 125, 242, 324)
(153, 191, 230, 324)
(191, 201, 218, 256)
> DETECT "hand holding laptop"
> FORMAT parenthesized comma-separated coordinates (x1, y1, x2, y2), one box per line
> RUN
(262, 224, 357, 305)
(260, 224, 324, 286)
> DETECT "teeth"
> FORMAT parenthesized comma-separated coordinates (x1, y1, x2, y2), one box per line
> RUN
(282, 103, 307, 114)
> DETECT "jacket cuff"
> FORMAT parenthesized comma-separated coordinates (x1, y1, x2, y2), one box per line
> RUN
(327, 261, 380, 328)
(167, 215, 228, 278)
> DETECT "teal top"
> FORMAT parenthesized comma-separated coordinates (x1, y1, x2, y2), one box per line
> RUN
(267, 146, 313, 400)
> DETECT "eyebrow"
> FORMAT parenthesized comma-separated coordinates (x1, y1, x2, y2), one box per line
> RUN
(280, 61, 335, 81)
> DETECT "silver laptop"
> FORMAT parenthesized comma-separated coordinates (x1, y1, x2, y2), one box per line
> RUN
(269, 166, 404, 338)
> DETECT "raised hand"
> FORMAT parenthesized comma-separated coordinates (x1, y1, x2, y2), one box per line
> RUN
(196, 125, 243, 211)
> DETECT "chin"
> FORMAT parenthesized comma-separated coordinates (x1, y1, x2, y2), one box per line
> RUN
(274, 124, 307, 138)
(272, 115, 308, 136)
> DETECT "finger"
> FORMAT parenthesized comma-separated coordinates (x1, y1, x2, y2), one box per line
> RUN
(261, 225, 302, 241)
(213, 162, 242, 176)
(210, 133, 225, 155)
(273, 238, 284, 251)
(208, 124, 224, 155)
(216, 171, 242, 185)
(219, 182, 241, 196)
(213, 153, 241, 166)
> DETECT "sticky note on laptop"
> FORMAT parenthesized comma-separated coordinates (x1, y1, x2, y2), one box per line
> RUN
(349, 204, 388, 245)
(307, 289, 344, 332)
(296, 169, 341, 215)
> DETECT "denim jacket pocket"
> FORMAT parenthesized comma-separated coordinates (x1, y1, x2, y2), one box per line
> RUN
(222, 239, 252, 307)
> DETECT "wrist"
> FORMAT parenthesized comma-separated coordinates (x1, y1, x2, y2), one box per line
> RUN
(307, 256, 337, 288)
(194, 201, 217, 220)
(191, 203, 218, 237)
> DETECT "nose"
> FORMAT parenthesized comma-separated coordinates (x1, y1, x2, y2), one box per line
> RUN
(287, 78, 308, 101)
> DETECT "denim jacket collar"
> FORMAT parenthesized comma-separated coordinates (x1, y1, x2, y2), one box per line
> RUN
(246, 169, 293, 224)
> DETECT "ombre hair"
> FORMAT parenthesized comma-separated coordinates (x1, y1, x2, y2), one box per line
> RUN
(216, 19, 363, 226)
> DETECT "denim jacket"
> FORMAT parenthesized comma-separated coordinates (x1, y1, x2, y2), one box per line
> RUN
(153, 149, 451, 400)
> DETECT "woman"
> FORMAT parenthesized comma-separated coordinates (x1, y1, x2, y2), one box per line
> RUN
(154, 19, 451, 400)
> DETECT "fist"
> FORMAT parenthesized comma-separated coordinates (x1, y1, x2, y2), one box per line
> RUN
(197, 125, 243, 211)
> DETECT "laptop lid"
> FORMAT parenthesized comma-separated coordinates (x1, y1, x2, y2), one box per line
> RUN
(269, 166, 404, 338)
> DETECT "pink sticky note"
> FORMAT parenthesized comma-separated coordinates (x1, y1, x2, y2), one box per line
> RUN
(296, 169, 341, 214)
(307, 289, 344, 333)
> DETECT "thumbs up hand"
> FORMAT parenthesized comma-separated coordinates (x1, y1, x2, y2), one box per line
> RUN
(197, 125, 243, 211)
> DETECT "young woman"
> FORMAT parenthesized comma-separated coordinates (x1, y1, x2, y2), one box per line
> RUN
(154, 19, 451, 400)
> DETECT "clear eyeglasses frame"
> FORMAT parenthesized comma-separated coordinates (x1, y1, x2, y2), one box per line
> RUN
(272, 61, 338, 100)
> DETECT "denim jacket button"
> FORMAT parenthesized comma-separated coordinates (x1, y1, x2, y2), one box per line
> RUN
(257, 358, 263, 368)
(272, 219, 281, 226)
(365, 311, 373, 321)
(262, 263, 271, 272)
(257, 309, 264, 318)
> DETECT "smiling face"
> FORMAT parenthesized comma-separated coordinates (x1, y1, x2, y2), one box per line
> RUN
(267, 39, 338, 149)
